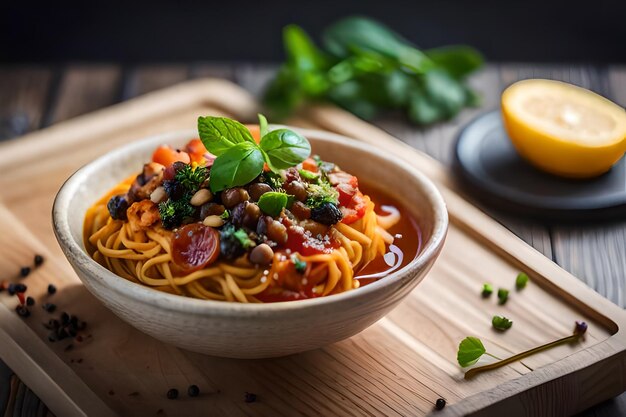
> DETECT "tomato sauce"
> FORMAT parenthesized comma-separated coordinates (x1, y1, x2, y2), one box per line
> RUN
(257, 183, 422, 302)
(355, 182, 422, 286)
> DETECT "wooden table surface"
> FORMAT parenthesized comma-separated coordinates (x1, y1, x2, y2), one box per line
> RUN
(0, 63, 625, 417)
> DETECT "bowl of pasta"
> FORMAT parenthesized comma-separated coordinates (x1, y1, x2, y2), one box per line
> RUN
(53, 116, 448, 358)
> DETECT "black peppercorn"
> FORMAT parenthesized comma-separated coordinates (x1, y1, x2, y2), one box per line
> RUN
(187, 384, 200, 397)
(26, 296, 35, 306)
(47, 284, 57, 295)
(7, 284, 16, 296)
(14, 283, 27, 293)
(166, 388, 179, 399)
(20, 266, 31, 277)
(435, 398, 446, 410)
(15, 305, 30, 318)
(34, 254, 44, 267)
(244, 392, 257, 403)
(60, 312, 69, 325)
(43, 303, 57, 313)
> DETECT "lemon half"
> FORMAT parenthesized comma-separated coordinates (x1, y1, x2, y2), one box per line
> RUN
(502, 79, 626, 178)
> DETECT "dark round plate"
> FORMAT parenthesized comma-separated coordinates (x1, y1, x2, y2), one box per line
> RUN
(454, 110, 626, 221)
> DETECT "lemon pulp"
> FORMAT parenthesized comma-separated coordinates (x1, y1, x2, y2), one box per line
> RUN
(502, 79, 626, 178)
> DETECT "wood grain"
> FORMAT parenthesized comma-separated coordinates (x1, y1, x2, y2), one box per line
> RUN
(0, 66, 54, 140)
(122, 65, 190, 98)
(49, 65, 123, 123)
(0, 77, 624, 417)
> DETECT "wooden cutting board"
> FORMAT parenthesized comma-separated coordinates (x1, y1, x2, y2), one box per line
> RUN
(0, 78, 624, 417)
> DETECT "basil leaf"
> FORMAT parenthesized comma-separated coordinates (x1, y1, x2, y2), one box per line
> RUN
(257, 191, 289, 217)
(322, 17, 434, 74)
(209, 142, 264, 192)
(259, 128, 311, 171)
(425, 45, 484, 79)
(198, 116, 255, 156)
(457, 337, 486, 367)
(284, 24, 329, 72)
(258, 113, 269, 138)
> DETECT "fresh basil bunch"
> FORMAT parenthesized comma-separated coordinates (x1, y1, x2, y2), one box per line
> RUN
(198, 115, 311, 192)
(263, 16, 484, 125)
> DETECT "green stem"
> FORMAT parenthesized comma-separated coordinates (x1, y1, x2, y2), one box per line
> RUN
(464, 334, 581, 379)
(484, 352, 502, 361)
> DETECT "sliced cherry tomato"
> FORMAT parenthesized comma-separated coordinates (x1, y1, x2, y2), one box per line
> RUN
(152, 145, 191, 166)
(328, 171, 359, 188)
(336, 182, 357, 206)
(340, 192, 367, 224)
(184, 139, 208, 163)
(171, 223, 220, 273)
(301, 158, 318, 173)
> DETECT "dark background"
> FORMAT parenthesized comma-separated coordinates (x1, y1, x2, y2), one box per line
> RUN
(2, 0, 626, 63)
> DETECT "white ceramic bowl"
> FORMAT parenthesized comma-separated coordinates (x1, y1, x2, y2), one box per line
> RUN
(53, 127, 448, 358)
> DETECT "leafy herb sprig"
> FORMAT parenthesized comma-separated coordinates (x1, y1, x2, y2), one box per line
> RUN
(264, 16, 483, 125)
(458, 321, 588, 379)
(198, 115, 311, 192)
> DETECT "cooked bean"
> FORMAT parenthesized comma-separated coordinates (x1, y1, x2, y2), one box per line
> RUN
(190, 189, 213, 206)
(266, 219, 288, 244)
(290, 201, 311, 220)
(284, 180, 307, 202)
(243, 203, 261, 228)
(221, 188, 249, 209)
(248, 183, 272, 201)
(256, 216, 268, 236)
(249, 243, 274, 265)
(199, 203, 225, 219)
(230, 203, 246, 227)
(203, 215, 224, 228)
(150, 186, 167, 203)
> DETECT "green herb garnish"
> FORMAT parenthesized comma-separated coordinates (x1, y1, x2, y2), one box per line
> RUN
(291, 255, 307, 273)
(264, 17, 483, 125)
(260, 129, 311, 172)
(457, 337, 490, 367)
(158, 199, 194, 230)
(306, 181, 339, 208)
(299, 169, 319, 181)
(263, 171, 285, 189)
(460, 321, 588, 379)
(492, 316, 513, 331)
(258, 192, 289, 217)
(481, 283, 493, 298)
(233, 228, 256, 249)
(174, 164, 208, 193)
(220, 210, 230, 220)
(497, 288, 509, 305)
(198, 115, 311, 192)
(516, 272, 529, 289)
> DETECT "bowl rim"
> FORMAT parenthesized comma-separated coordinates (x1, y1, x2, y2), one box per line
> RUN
(52, 126, 448, 316)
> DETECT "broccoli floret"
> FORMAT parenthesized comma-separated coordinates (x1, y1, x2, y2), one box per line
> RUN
(306, 181, 339, 209)
(175, 164, 208, 193)
(219, 224, 256, 259)
(158, 199, 195, 229)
